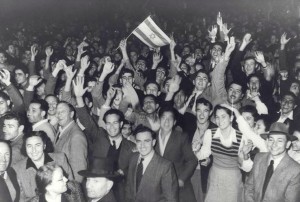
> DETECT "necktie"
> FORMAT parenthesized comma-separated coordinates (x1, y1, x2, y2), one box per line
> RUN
(188, 93, 197, 109)
(112, 140, 116, 150)
(261, 160, 274, 200)
(136, 158, 144, 191)
(55, 131, 61, 144)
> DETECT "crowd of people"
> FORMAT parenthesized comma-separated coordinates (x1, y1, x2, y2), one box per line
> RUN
(1, 0, 300, 201)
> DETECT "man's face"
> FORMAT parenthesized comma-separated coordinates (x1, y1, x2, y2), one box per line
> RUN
(242, 112, 255, 128)
(182, 47, 191, 56)
(195, 49, 203, 60)
(36, 83, 45, 97)
(160, 111, 176, 132)
(194, 72, 209, 91)
(0, 53, 7, 64)
(113, 88, 123, 106)
(136, 131, 156, 157)
(227, 83, 243, 104)
(14, 69, 28, 85)
(145, 83, 159, 97)
(210, 44, 222, 61)
(130, 52, 138, 63)
(248, 76, 260, 93)
(143, 96, 157, 114)
(45, 96, 57, 116)
(280, 95, 296, 115)
(290, 82, 300, 96)
(292, 131, 300, 151)
(267, 134, 290, 158)
(0, 97, 10, 116)
(121, 73, 133, 86)
(56, 103, 73, 127)
(136, 60, 147, 72)
(254, 119, 266, 135)
(26, 136, 45, 162)
(156, 67, 166, 83)
(196, 103, 211, 124)
(86, 177, 113, 199)
(87, 81, 96, 93)
(0, 142, 10, 173)
(174, 90, 187, 109)
(244, 59, 256, 76)
(65, 46, 73, 56)
(3, 119, 21, 141)
(27, 103, 44, 124)
(105, 114, 122, 138)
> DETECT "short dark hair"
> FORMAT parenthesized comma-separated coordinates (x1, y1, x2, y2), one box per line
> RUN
(30, 99, 49, 115)
(57, 101, 76, 118)
(0, 91, 11, 102)
(239, 105, 258, 120)
(14, 65, 29, 75)
(194, 69, 211, 82)
(120, 68, 134, 78)
(228, 81, 247, 95)
(158, 106, 178, 121)
(3, 112, 25, 127)
(24, 131, 54, 153)
(255, 114, 272, 131)
(142, 94, 158, 107)
(103, 109, 124, 123)
(133, 124, 156, 140)
(246, 73, 262, 84)
(281, 91, 297, 102)
(213, 105, 233, 118)
(210, 42, 225, 53)
(196, 98, 213, 111)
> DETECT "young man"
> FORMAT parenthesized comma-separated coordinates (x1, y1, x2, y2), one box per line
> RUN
(126, 125, 178, 202)
(245, 122, 300, 202)
(155, 107, 197, 202)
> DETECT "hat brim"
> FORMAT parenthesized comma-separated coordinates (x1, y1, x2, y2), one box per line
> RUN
(260, 132, 298, 142)
(78, 170, 122, 179)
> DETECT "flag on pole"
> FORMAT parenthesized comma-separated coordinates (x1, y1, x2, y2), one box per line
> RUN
(132, 16, 171, 49)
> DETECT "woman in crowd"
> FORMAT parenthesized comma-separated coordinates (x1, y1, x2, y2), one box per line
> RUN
(13, 131, 74, 201)
(29, 164, 84, 202)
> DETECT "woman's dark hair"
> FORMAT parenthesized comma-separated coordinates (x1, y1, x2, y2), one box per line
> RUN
(213, 105, 232, 118)
(24, 131, 54, 154)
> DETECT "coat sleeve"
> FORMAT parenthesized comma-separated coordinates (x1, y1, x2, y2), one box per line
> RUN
(162, 163, 179, 202)
(69, 131, 88, 183)
(244, 155, 258, 202)
(285, 172, 300, 202)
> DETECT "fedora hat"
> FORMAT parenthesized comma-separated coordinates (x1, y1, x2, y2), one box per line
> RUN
(78, 157, 121, 179)
(260, 122, 297, 141)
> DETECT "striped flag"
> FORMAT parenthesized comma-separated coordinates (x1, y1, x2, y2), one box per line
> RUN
(132, 16, 171, 48)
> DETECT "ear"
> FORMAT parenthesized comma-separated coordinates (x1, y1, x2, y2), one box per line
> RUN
(70, 111, 74, 119)
(25, 73, 29, 78)
(242, 65, 245, 73)
(209, 110, 213, 116)
(207, 82, 211, 87)
(230, 115, 234, 122)
(155, 104, 159, 110)
(6, 100, 11, 107)
(247, 83, 250, 88)
(286, 141, 292, 149)
(41, 111, 46, 118)
(152, 139, 156, 147)
(120, 121, 123, 128)
(18, 125, 24, 134)
(157, 91, 161, 96)
(294, 104, 297, 109)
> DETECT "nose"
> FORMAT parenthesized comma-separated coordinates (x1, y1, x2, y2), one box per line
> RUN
(63, 177, 68, 183)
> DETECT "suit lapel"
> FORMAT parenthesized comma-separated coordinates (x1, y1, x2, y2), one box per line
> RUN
(136, 153, 158, 195)
(256, 153, 270, 200)
(163, 131, 176, 158)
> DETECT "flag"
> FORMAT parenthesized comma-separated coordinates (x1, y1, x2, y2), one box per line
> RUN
(132, 16, 171, 48)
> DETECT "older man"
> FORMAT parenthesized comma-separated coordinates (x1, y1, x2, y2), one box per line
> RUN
(245, 122, 300, 202)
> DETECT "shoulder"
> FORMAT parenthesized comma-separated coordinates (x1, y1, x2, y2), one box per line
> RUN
(49, 152, 66, 162)
(154, 153, 172, 167)
(12, 157, 28, 170)
(122, 138, 136, 150)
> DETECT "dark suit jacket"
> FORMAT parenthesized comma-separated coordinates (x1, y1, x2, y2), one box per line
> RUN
(126, 152, 178, 202)
(245, 152, 300, 202)
(76, 107, 135, 175)
(0, 174, 12, 202)
(154, 128, 197, 202)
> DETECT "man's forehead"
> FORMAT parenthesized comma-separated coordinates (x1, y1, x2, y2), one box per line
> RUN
(230, 83, 242, 90)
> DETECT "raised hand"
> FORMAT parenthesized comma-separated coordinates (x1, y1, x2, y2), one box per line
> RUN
(222, 23, 232, 36)
(153, 52, 163, 65)
(169, 35, 176, 50)
(280, 32, 291, 47)
(0, 69, 11, 86)
(216, 12, 223, 28)
(31, 45, 38, 60)
(64, 64, 77, 80)
(208, 25, 218, 39)
(28, 75, 43, 88)
(80, 55, 90, 72)
(45, 46, 53, 57)
(119, 39, 127, 51)
(102, 57, 115, 75)
(72, 76, 87, 98)
(106, 87, 117, 101)
(224, 36, 236, 60)
(254, 51, 266, 66)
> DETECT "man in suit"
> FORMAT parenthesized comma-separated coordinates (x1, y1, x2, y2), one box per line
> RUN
(244, 122, 300, 202)
(79, 157, 120, 202)
(54, 101, 88, 183)
(0, 140, 20, 202)
(155, 106, 197, 202)
(126, 125, 178, 202)
(73, 77, 135, 201)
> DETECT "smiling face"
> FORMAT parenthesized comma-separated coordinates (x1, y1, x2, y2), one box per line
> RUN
(243, 58, 256, 76)
(55, 103, 73, 128)
(160, 111, 176, 133)
(136, 131, 156, 157)
(45, 96, 58, 116)
(143, 96, 158, 114)
(196, 103, 211, 124)
(27, 103, 45, 124)
(194, 72, 209, 91)
(0, 97, 10, 116)
(26, 136, 45, 162)
(215, 108, 231, 130)
(227, 83, 243, 104)
(248, 76, 260, 93)
(267, 134, 290, 158)
(210, 44, 222, 61)
(280, 95, 296, 115)
(0, 142, 10, 173)
(105, 114, 123, 138)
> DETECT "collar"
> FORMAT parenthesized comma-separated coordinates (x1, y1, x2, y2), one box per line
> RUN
(0, 171, 7, 180)
(58, 120, 74, 136)
(280, 110, 294, 120)
(270, 152, 286, 170)
(213, 127, 237, 143)
(11, 133, 24, 144)
(32, 119, 48, 130)
(108, 135, 123, 149)
(26, 153, 53, 170)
